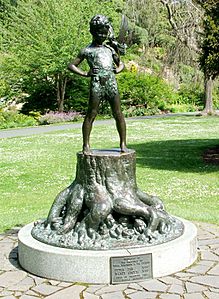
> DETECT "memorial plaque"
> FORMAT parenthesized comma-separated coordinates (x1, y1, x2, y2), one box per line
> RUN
(111, 254, 153, 284)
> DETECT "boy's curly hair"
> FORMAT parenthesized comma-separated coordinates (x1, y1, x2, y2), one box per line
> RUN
(90, 15, 110, 35)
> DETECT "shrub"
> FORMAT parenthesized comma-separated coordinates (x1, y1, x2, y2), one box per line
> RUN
(21, 79, 57, 114)
(165, 103, 198, 113)
(38, 111, 82, 125)
(0, 111, 37, 129)
(28, 111, 42, 120)
(177, 83, 204, 109)
(118, 71, 177, 110)
(64, 76, 89, 112)
(0, 79, 10, 100)
(122, 106, 160, 117)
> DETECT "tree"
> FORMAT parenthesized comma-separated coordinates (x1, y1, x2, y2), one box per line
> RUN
(124, 0, 204, 105)
(0, 0, 17, 21)
(124, 0, 171, 48)
(160, 0, 202, 52)
(160, 0, 219, 114)
(1, 0, 120, 112)
(195, 0, 219, 113)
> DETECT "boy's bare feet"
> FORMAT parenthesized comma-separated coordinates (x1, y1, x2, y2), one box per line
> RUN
(120, 143, 128, 153)
(83, 145, 92, 155)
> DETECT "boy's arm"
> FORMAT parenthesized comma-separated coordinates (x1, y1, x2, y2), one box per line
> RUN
(111, 50, 124, 74)
(115, 61, 124, 74)
(68, 50, 89, 77)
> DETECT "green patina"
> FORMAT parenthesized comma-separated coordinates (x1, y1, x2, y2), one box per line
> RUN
(81, 44, 118, 99)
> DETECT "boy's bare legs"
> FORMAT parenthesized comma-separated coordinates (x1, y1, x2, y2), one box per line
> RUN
(82, 93, 100, 154)
(109, 94, 128, 153)
(82, 119, 93, 154)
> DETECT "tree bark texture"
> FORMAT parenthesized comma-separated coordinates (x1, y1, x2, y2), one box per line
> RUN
(32, 149, 183, 250)
(204, 75, 214, 114)
(56, 73, 67, 112)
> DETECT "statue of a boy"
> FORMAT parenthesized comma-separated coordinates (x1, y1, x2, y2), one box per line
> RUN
(68, 15, 127, 154)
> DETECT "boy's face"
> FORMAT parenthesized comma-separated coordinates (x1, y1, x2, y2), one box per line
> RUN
(92, 27, 109, 44)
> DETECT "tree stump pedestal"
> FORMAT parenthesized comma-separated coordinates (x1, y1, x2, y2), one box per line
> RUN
(18, 149, 197, 283)
(31, 149, 184, 250)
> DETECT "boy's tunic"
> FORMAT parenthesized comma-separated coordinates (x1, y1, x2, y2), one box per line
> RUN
(80, 44, 118, 100)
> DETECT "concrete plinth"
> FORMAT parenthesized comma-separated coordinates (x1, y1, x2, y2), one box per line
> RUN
(18, 218, 197, 284)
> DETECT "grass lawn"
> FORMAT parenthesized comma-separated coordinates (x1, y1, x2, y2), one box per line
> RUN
(0, 115, 219, 232)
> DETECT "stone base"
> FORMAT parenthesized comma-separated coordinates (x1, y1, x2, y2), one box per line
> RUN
(18, 218, 197, 284)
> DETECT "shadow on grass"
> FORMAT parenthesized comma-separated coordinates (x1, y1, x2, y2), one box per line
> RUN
(131, 139, 219, 173)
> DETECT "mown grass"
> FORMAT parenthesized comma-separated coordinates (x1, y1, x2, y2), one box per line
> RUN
(0, 115, 219, 232)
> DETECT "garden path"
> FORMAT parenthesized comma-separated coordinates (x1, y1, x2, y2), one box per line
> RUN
(0, 113, 200, 139)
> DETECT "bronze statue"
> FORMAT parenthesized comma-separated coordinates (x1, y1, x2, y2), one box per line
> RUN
(68, 15, 127, 154)
(31, 15, 184, 250)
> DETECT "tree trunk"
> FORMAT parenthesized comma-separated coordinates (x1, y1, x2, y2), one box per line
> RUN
(56, 73, 67, 112)
(32, 149, 183, 250)
(203, 74, 214, 114)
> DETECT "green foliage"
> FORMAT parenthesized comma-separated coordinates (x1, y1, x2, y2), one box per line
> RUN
(1, 0, 215, 115)
(162, 83, 205, 113)
(1, 0, 121, 110)
(122, 106, 159, 117)
(0, 111, 37, 129)
(165, 104, 196, 113)
(124, 0, 171, 48)
(0, 0, 17, 23)
(196, 1, 219, 79)
(118, 71, 177, 110)
(65, 76, 89, 112)
(212, 81, 219, 109)
(2, 0, 117, 74)
(28, 111, 42, 120)
(0, 79, 10, 100)
(177, 84, 204, 108)
(178, 64, 203, 86)
(117, 71, 206, 116)
(21, 79, 57, 114)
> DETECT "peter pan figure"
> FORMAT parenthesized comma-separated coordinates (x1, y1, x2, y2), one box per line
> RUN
(68, 15, 127, 154)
